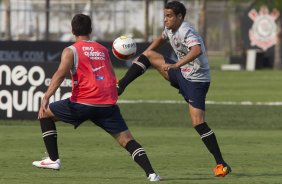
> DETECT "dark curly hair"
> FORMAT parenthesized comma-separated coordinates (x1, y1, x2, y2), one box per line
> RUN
(71, 14, 92, 36)
(165, 1, 186, 19)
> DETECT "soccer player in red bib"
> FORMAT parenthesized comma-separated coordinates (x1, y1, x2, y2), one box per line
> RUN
(32, 14, 160, 182)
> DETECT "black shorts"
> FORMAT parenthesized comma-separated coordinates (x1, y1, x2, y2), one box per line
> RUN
(49, 98, 128, 134)
(165, 58, 210, 111)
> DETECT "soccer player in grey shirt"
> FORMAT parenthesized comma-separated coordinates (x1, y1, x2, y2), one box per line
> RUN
(117, 1, 231, 177)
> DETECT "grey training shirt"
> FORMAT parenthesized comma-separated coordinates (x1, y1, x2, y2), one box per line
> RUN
(162, 21, 211, 82)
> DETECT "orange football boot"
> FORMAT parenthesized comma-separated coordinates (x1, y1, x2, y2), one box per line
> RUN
(214, 164, 231, 177)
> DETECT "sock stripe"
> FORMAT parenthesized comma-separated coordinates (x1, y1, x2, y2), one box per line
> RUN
(43, 133, 57, 138)
(131, 148, 145, 159)
(42, 130, 57, 138)
(200, 130, 214, 139)
(133, 61, 147, 72)
(42, 130, 57, 136)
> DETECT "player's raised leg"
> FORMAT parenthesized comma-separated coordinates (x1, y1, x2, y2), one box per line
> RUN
(117, 51, 168, 95)
(144, 50, 170, 80)
(117, 54, 151, 95)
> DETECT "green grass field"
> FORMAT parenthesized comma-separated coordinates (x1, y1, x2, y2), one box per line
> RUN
(1, 68, 282, 184)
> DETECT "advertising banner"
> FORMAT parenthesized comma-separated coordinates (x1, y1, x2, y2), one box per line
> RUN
(0, 62, 71, 119)
(0, 41, 129, 67)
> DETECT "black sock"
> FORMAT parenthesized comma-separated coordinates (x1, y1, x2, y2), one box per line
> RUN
(125, 140, 155, 176)
(40, 118, 59, 161)
(195, 122, 225, 165)
(118, 54, 151, 95)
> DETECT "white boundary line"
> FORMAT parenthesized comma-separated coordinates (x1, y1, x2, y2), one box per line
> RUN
(117, 100, 282, 106)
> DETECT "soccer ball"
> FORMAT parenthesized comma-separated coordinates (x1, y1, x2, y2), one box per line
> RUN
(112, 36, 137, 60)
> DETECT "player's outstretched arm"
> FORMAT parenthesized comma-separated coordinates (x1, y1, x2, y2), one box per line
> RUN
(145, 35, 166, 52)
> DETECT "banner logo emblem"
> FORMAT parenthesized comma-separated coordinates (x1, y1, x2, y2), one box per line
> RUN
(248, 6, 280, 51)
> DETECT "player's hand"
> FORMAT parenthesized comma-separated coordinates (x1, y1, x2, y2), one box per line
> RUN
(161, 63, 178, 71)
(38, 96, 49, 119)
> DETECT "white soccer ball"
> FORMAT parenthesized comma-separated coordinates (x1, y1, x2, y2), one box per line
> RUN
(112, 36, 137, 60)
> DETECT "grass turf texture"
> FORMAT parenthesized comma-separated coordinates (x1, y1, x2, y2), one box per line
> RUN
(1, 120, 282, 184)
(115, 69, 282, 102)
(1, 68, 282, 184)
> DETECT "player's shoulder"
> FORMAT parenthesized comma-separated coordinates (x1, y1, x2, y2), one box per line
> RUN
(178, 21, 195, 33)
(63, 47, 74, 56)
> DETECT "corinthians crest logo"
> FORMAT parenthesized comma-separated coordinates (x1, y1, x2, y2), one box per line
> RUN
(248, 6, 280, 51)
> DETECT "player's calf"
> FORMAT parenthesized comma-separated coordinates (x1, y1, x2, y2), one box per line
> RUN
(125, 140, 160, 181)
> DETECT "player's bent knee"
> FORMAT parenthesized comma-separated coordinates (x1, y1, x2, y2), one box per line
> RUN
(191, 121, 204, 127)
(113, 130, 134, 147)
(143, 50, 157, 58)
(38, 116, 58, 122)
(119, 137, 134, 148)
(40, 108, 56, 119)
(189, 114, 205, 127)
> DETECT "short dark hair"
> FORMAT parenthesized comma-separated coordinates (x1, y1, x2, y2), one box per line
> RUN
(71, 14, 92, 36)
(165, 1, 186, 19)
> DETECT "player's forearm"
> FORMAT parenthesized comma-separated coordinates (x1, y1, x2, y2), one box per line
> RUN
(176, 48, 202, 68)
(145, 36, 165, 51)
(44, 71, 66, 99)
(176, 45, 202, 68)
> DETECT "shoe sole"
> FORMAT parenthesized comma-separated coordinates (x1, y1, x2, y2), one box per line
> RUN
(32, 164, 60, 171)
(35, 166, 60, 171)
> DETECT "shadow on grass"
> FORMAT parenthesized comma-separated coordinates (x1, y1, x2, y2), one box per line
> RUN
(232, 173, 282, 177)
(161, 174, 213, 182)
(162, 177, 212, 181)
